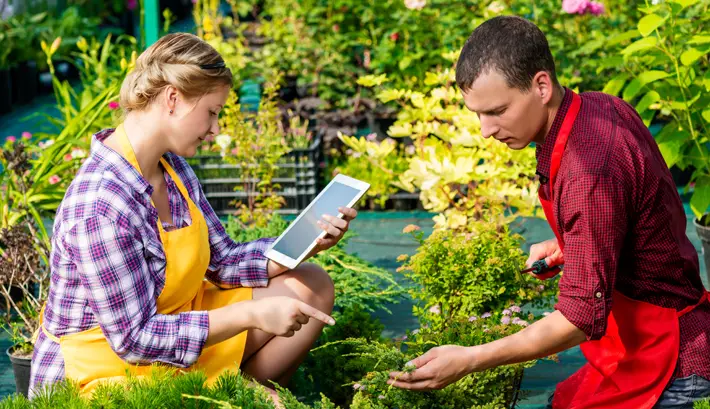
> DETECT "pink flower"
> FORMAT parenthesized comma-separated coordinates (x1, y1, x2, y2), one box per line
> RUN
(126, 0, 137, 11)
(468, 316, 478, 322)
(587, 1, 604, 15)
(353, 383, 361, 390)
(404, 0, 426, 10)
(21, 132, 31, 140)
(405, 145, 416, 155)
(538, 284, 546, 291)
(390, 32, 399, 42)
(48, 175, 61, 185)
(501, 316, 511, 325)
(363, 49, 371, 69)
(481, 312, 492, 318)
(502, 309, 511, 316)
(332, 25, 339, 33)
(231, 148, 239, 155)
(366, 133, 377, 141)
(562, 0, 589, 14)
(378, 395, 385, 400)
(429, 305, 441, 314)
(64, 153, 73, 162)
(510, 305, 521, 313)
(108, 101, 120, 110)
(6, 136, 16, 143)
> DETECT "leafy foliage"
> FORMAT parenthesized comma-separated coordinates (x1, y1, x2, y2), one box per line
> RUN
(600, 0, 710, 220)
(397, 221, 556, 331)
(347, 316, 535, 409)
(341, 66, 539, 230)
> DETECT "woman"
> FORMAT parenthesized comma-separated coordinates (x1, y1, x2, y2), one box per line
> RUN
(29, 33, 355, 401)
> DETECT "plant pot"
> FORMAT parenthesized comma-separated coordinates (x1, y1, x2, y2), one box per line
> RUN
(694, 215, 710, 285)
(279, 75, 299, 102)
(0, 68, 12, 114)
(11, 60, 38, 105)
(7, 346, 32, 397)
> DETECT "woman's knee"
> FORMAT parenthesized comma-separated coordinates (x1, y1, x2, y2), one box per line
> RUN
(287, 262, 335, 312)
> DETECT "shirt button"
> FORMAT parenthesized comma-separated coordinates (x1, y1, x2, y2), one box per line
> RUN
(595, 292, 602, 298)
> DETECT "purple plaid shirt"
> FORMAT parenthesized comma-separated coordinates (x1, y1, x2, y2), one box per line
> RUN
(30, 128, 275, 396)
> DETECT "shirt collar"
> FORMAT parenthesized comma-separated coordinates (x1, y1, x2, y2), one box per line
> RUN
(90, 128, 154, 195)
(535, 87, 573, 180)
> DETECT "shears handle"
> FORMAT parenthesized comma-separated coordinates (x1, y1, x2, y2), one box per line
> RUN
(521, 259, 561, 280)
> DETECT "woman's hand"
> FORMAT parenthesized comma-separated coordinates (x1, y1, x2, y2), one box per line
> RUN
(309, 206, 358, 256)
(250, 296, 335, 337)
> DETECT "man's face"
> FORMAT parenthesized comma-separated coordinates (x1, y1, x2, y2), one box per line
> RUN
(461, 69, 549, 150)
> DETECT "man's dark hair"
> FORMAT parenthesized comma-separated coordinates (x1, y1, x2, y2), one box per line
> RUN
(455, 15, 559, 92)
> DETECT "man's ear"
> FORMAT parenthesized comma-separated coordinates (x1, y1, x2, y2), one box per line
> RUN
(532, 71, 555, 105)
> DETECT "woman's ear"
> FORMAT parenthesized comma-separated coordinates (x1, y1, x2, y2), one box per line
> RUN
(164, 85, 179, 114)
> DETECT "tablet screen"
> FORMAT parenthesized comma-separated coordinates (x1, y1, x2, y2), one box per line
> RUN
(271, 181, 362, 259)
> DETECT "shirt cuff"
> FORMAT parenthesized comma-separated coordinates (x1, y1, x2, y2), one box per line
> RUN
(174, 311, 209, 367)
(236, 237, 276, 288)
(555, 289, 611, 341)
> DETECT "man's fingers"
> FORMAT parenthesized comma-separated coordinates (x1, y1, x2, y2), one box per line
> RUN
(386, 379, 433, 391)
(298, 302, 336, 326)
(389, 366, 434, 383)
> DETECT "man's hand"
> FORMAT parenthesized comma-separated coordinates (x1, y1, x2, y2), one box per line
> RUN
(387, 345, 476, 391)
(525, 238, 563, 279)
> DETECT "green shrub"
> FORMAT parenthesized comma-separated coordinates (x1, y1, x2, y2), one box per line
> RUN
(696, 399, 710, 409)
(398, 220, 557, 331)
(347, 315, 535, 409)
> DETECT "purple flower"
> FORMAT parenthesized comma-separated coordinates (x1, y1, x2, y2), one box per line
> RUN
(353, 383, 361, 390)
(502, 309, 511, 316)
(510, 305, 521, 313)
(468, 316, 478, 322)
(412, 329, 420, 335)
(366, 133, 377, 141)
(501, 316, 511, 325)
(481, 312, 492, 318)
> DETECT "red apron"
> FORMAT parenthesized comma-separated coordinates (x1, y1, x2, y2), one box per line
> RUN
(539, 90, 710, 409)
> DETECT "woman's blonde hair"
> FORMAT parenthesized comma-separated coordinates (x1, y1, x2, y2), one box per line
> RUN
(119, 33, 232, 115)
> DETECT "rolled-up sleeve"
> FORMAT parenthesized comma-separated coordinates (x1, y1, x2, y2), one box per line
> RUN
(65, 215, 209, 367)
(555, 173, 628, 340)
(196, 186, 275, 288)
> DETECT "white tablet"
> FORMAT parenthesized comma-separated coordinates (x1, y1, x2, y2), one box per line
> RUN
(265, 174, 370, 269)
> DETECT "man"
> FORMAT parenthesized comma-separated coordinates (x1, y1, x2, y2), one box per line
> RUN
(388, 15, 710, 408)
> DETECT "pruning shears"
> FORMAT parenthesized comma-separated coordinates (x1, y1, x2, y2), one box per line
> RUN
(520, 259, 561, 279)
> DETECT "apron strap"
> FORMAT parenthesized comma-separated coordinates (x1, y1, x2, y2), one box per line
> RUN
(37, 303, 61, 344)
(677, 291, 709, 318)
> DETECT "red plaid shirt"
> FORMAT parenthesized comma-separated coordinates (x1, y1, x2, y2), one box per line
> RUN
(537, 89, 710, 379)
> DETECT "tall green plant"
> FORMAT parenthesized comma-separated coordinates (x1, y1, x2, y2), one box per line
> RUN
(602, 0, 710, 221)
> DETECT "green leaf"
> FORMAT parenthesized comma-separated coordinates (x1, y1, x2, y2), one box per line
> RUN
(690, 180, 710, 220)
(670, 0, 700, 9)
(636, 90, 661, 114)
(657, 140, 683, 168)
(638, 14, 665, 37)
(704, 70, 710, 92)
(637, 70, 671, 85)
(606, 29, 641, 46)
(688, 35, 710, 45)
(603, 74, 628, 96)
(702, 108, 710, 123)
(680, 47, 704, 66)
(623, 78, 643, 102)
(398, 56, 412, 71)
(497, 286, 506, 295)
(622, 37, 658, 57)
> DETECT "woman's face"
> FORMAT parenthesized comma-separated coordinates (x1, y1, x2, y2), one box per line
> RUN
(164, 85, 230, 157)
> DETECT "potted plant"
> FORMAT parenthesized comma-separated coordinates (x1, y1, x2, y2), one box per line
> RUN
(0, 141, 52, 397)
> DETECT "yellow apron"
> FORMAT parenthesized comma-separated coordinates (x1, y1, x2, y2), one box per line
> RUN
(40, 124, 251, 394)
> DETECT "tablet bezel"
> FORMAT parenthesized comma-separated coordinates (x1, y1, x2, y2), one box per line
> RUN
(265, 173, 370, 270)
